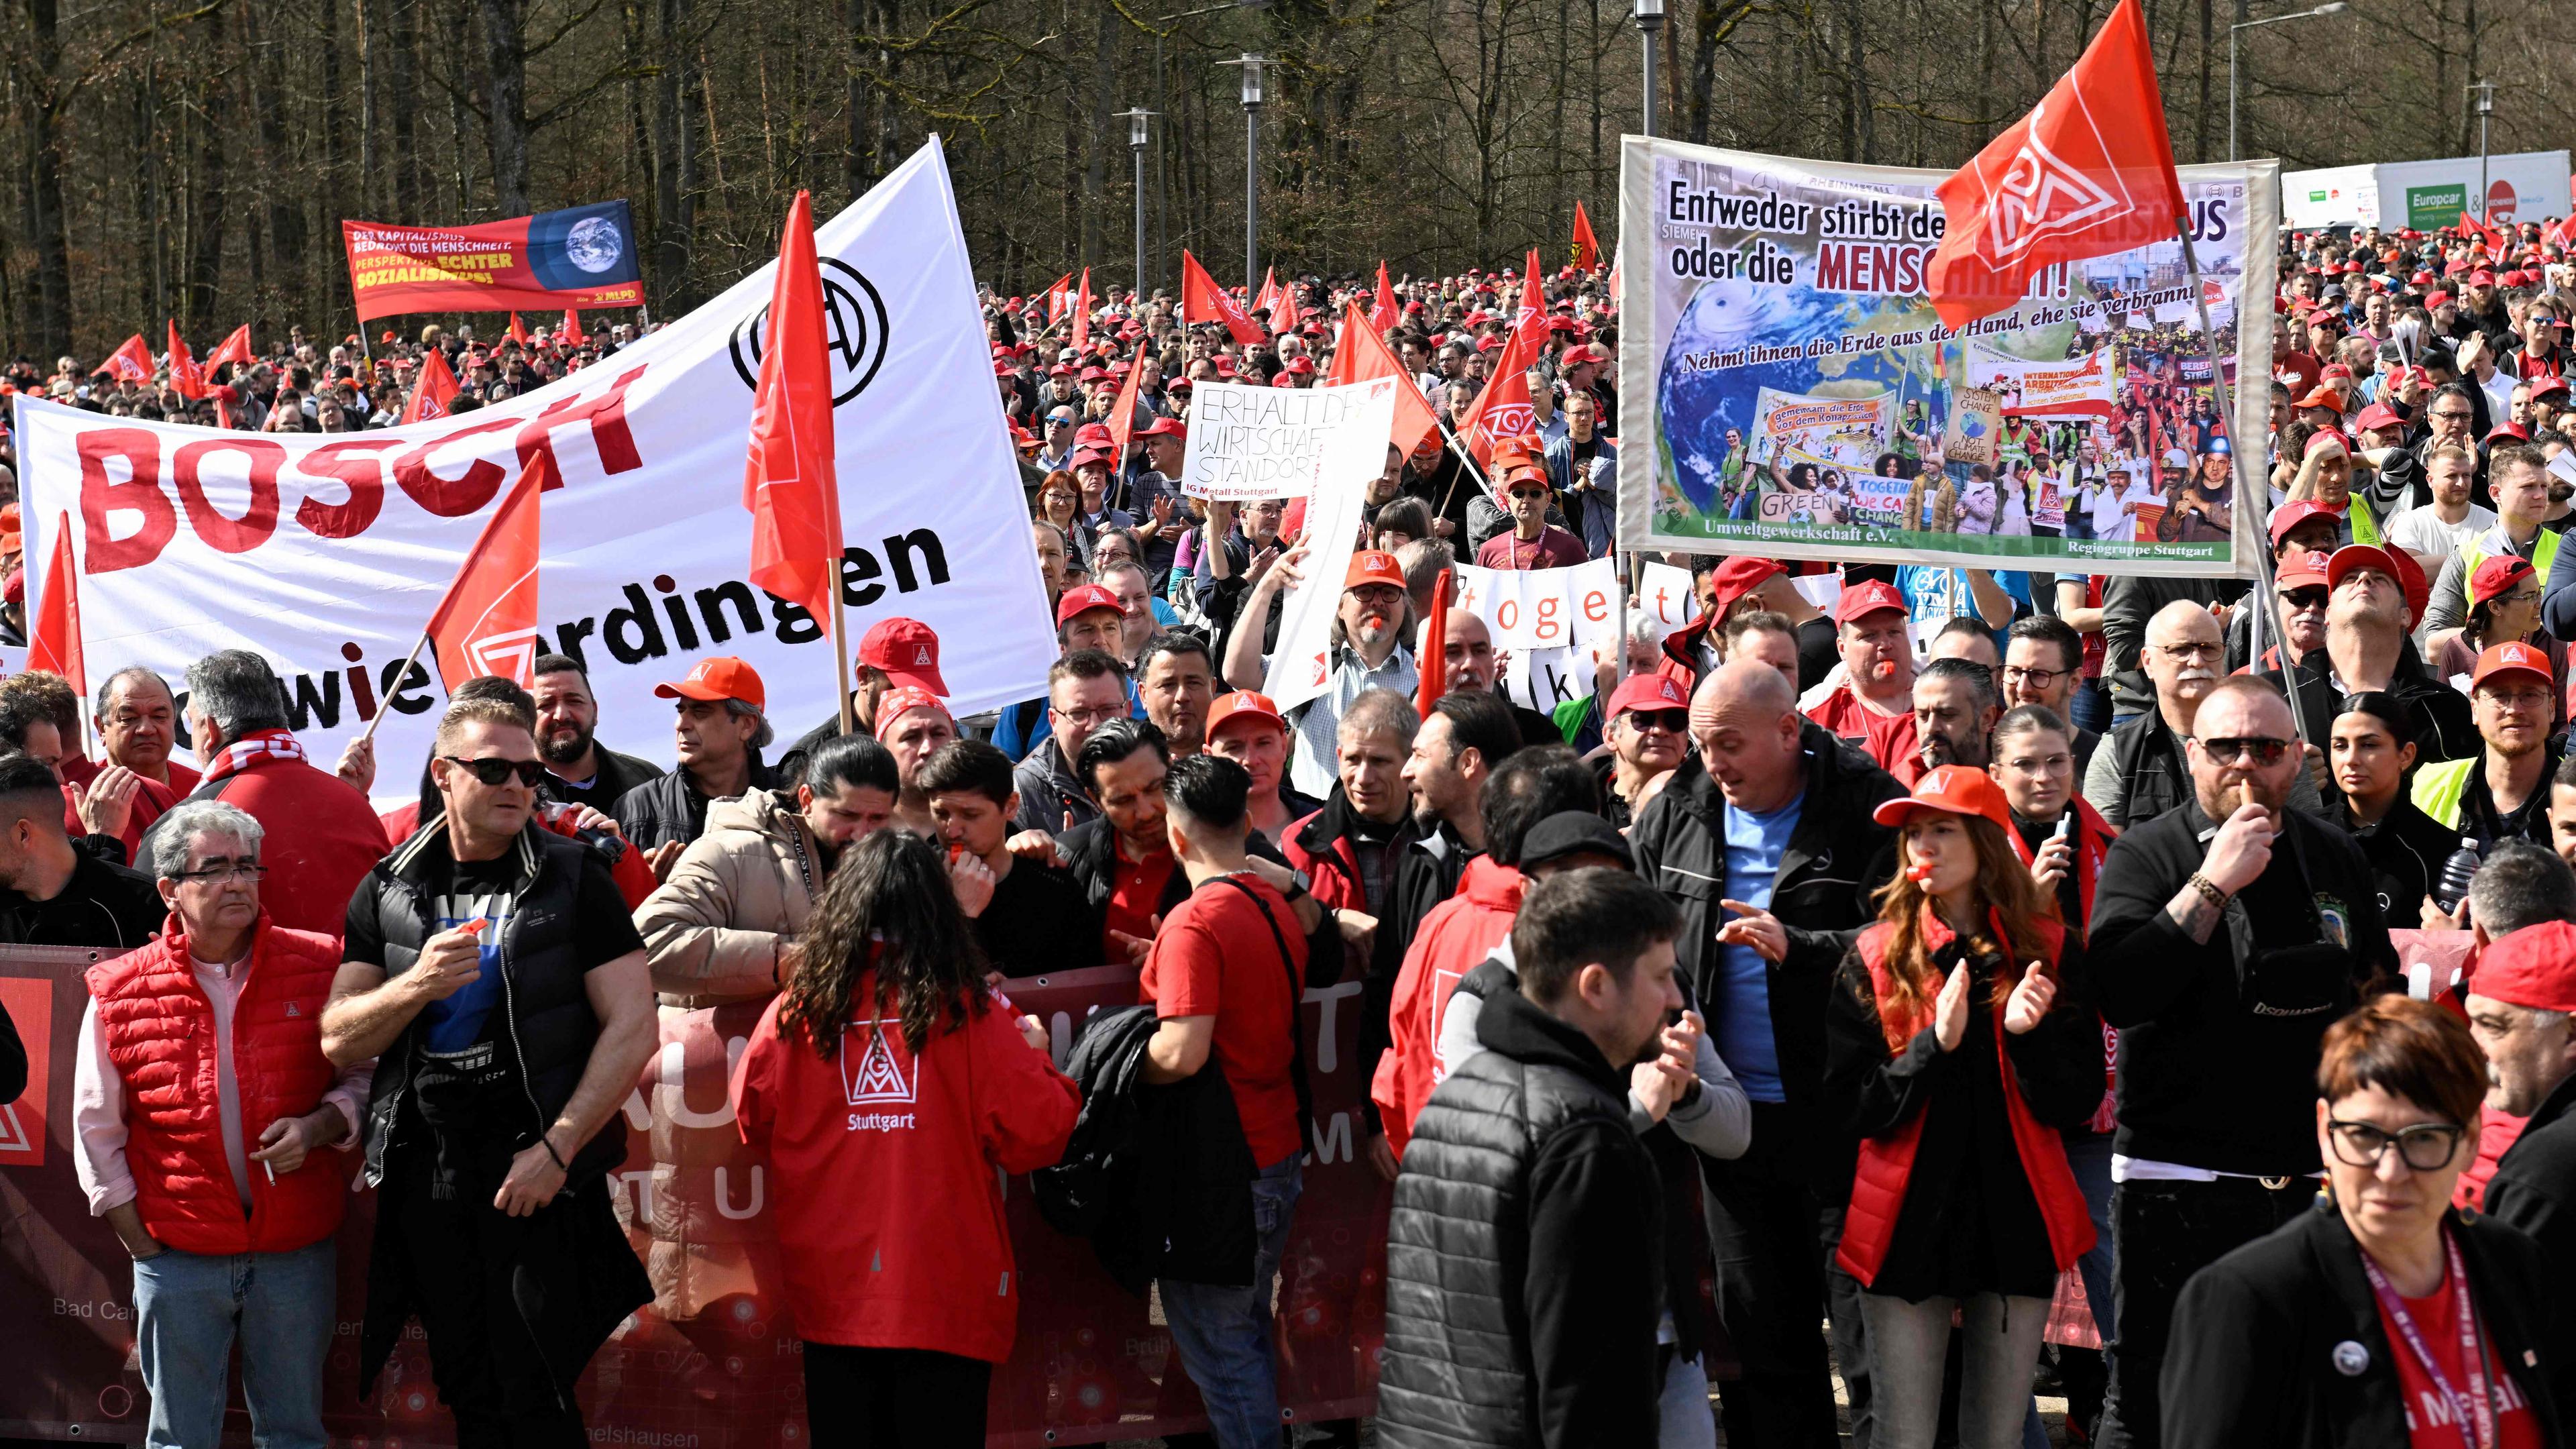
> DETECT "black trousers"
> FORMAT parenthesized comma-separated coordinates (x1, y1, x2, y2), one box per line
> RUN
(392, 1165, 602, 1449)
(2094, 1175, 2314, 1449)
(802, 1342, 993, 1448)
(1701, 1100, 1874, 1449)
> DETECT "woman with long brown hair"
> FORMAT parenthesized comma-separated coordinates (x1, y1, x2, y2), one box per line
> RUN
(1823, 765, 2104, 1449)
(731, 829, 1079, 1447)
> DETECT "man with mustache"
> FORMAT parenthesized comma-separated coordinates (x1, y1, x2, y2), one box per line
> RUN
(2084, 601, 2324, 828)
(1221, 547, 1418, 798)
(527, 655, 665, 815)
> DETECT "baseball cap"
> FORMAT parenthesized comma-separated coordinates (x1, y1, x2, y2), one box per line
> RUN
(1833, 578, 1909, 625)
(2530, 376, 2573, 402)
(2275, 549, 2329, 591)
(2471, 555, 2537, 608)
(654, 655, 767, 710)
(2326, 544, 2402, 591)
(2465, 920, 2576, 1012)
(2471, 268, 2499, 287)
(1205, 689, 1285, 739)
(1069, 446, 1115, 470)
(1517, 811, 1636, 872)
(1871, 764, 2012, 833)
(2353, 401, 2406, 433)
(1709, 557, 1786, 617)
(2472, 639, 2554, 691)
(1346, 549, 1406, 590)
(857, 616, 947, 694)
(1055, 582, 1124, 628)
(1140, 416, 1187, 439)
(2488, 421, 2532, 444)
(1607, 672, 1691, 719)
(2294, 384, 2343, 410)
(2305, 428, 2353, 460)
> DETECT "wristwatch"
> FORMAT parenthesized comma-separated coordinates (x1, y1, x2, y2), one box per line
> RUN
(1283, 871, 1312, 902)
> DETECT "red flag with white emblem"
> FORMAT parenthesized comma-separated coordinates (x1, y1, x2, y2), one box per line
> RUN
(741, 190, 845, 636)
(1370, 262, 1400, 333)
(425, 454, 551, 689)
(1925, 0, 2184, 330)
(91, 335, 152, 382)
(205, 323, 256, 370)
(1451, 251, 1551, 476)
(1181, 250, 1266, 346)
(1071, 268, 1093, 354)
(26, 513, 84, 696)
(403, 347, 460, 424)
(167, 323, 209, 401)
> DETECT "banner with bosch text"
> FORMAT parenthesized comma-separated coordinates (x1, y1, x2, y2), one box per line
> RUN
(1616, 138, 2278, 578)
(0, 955, 1387, 1446)
(342, 201, 645, 321)
(18, 139, 1056, 806)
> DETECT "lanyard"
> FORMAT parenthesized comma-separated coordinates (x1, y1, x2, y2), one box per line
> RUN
(2360, 1231, 2496, 1449)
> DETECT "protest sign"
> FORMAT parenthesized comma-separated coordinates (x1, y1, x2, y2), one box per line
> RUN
(19, 139, 1056, 805)
(1177, 380, 1393, 500)
(1618, 138, 2276, 577)
(1453, 557, 1622, 656)
(341, 202, 645, 320)
(1260, 378, 1401, 711)
(1637, 559, 1699, 630)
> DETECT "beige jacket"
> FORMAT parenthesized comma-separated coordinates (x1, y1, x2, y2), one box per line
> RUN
(637, 788, 824, 1007)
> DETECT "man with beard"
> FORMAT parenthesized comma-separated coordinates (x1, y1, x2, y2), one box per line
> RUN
(1904, 655, 2000, 783)
(1805, 581, 1921, 778)
(1222, 547, 1417, 798)
(2410, 641, 2564, 861)
(529, 655, 663, 814)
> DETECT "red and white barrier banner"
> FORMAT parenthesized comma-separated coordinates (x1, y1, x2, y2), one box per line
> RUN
(14, 138, 1055, 803)
(0, 954, 1389, 1446)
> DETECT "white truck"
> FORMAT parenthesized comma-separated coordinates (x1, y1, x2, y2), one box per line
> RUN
(2282, 150, 2572, 232)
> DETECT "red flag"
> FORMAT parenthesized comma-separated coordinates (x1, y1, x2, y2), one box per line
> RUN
(1925, 0, 2184, 329)
(92, 335, 152, 382)
(424, 454, 551, 689)
(1069, 269, 1093, 355)
(1044, 272, 1075, 325)
(507, 312, 530, 347)
(167, 323, 209, 401)
(1371, 262, 1400, 333)
(742, 190, 845, 635)
(1106, 349, 1148, 464)
(1452, 252, 1551, 474)
(1415, 569, 1450, 716)
(1323, 302, 1442, 461)
(1272, 276, 1301, 336)
(2460, 209, 2505, 253)
(205, 323, 255, 370)
(403, 348, 461, 424)
(1254, 267, 1280, 315)
(1572, 202, 1601, 272)
(26, 513, 84, 696)
(561, 308, 588, 345)
(1182, 250, 1266, 345)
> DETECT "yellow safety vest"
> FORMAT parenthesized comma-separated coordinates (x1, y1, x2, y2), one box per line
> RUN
(2457, 529, 2563, 600)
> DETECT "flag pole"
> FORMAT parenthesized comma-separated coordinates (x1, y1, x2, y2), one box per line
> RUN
(2173, 214, 2303, 753)
(832, 580, 856, 738)
(356, 631, 435, 750)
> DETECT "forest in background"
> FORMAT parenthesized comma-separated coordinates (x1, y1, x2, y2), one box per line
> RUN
(0, 0, 2540, 355)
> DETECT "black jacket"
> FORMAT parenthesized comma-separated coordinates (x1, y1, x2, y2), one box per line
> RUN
(1377, 985, 1662, 1449)
(0, 849, 164, 949)
(609, 753, 780, 853)
(2088, 800, 2397, 1175)
(0, 987, 24, 1104)
(1031, 1002, 1256, 1295)
(2164, 1200, 2571, 1449)
(545, 746, 665, 817)
(2347, 796, 2456, 932)
(2095, 708, 2192, 831)
(773, 713, 870, 786)
(2485, 1071, 2576, 1285)
(2276, 641, 2478, 771)
(1628, 724, 1903, 1187)
(1053, 818, 1313, 965)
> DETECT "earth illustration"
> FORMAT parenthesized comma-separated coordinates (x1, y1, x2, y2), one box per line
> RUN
(566, 215, 624, 274)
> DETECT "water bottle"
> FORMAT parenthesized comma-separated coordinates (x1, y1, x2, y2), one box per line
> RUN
(2434, 837, 2483, 916)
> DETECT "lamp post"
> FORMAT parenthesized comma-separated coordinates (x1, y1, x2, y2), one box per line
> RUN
(1220, 54, 1267, 294)
(1634, 0, 1664, 139)
(2228, 2, 2347, 162)
(2471, 80, 2497, 221)
(1120, 107, 1155, 294)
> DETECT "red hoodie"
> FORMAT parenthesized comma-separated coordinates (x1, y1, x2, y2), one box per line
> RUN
(730, 977, 1079, 1361)
(1371, 855, 1524, 1159)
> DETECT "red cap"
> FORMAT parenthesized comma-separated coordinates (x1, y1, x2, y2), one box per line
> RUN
(2270, 499, 2341, 547)
(2320, 364, 2357, 382)
(1871, 764, 2013, 833)
(874, 686, 951, 730)
(2488, 421, 2533, 443)
(2353, 401, 2406, 433)
(2530, 376, 2573, 401)
(1075, 423, 1116, 449)
(2305, 428, 2352, 460)
(1055, 582, 1125, 627)
(1283, 356, 1316, 374)
(1833, 578, 1909, 625)
(1206, 689, 1285, 739)
(2275, 549, 2329, 590)
(2295, 383, 2343, 409)
(1607, 672, 1691, 718)
(1709, 556, 1785, 616)
(654, 655, 767, 710)
(2473, 639, 2555, 690)
(1070, 446, 1115, 470)
(857, 616, 948, 694)
(2471, 269, 2499, 287)
(2471, 555, 2537, 608)
(1140, 416, 1187, 439)
(1346, 549, 1406, 590)
(2326, 544, 2402, 591)
(2465, 920, 2576, 1012)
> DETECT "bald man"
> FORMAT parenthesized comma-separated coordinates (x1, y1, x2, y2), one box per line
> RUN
(1629, 660, 1906, 1446)
(2084, 600, 2326, 828)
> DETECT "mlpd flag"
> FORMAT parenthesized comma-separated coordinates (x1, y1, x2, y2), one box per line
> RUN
(404, 348, 461, 424)
(1323, 302, 1442, 460)
(166, 323, 208, 401)
(1182, 250, 1265, 346)
(1572, 202, 1601, 272)
(741, 189, 845, 635)
(561, 308, 588, 345)
(424, 453, 551, 690)
(1924, 0, 2184, 331)
(1371, 262, 1400, 333)
(26, 513, 83, 695)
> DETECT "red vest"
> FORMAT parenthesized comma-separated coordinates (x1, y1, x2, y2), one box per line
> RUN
(87, 914, 351, 1255)
(1835, 908, 2094, 1288)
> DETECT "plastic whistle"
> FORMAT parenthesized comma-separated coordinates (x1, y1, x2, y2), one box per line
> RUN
(1904, 862, 1935, 886)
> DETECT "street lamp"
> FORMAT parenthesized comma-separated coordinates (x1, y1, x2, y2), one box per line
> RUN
(2228, 2, 2347, 162)
(2471, 80, 2497, 221)
(1222, 54, 1267, 294)
(1633, 0, 1665, 139)
(1120, 107, 1155, 296)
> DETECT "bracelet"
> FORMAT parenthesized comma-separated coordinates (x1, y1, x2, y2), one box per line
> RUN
(539, 1134, 569, 1171)
(2186, 872, 2229, 910)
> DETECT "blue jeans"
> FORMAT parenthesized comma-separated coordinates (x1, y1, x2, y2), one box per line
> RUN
(1161, 1153, 1302, 1449)
(131, 1236, 335, 1449)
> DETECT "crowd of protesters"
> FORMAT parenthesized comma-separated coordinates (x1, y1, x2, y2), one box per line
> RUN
(6, 213, 2576, 1449)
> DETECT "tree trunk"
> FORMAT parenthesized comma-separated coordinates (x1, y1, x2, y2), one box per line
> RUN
(1084, 5, 1114, 268)
(187, 2, 233, 333)
(480, 0, 531, 214)
(652, 0, 698, 306)
(389, 0, 423, 218)
(23, 0, 74, 354)
(253, 0, 302, 313)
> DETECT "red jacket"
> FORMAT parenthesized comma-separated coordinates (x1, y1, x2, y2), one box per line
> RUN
(378, 800, 657, 909)
(1835, 910, 2094, 1287)
(87, 914, 350, 1255)
(1371, 855, 1523, 1159)
(730, 978, 1079, 1361)
(185, 753, 389, 938)
(61, 755, 202, 855)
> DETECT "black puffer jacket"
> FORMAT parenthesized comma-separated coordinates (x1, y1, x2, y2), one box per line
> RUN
(610, 753, 780, 853)
(1377, 986, 1662, 1449)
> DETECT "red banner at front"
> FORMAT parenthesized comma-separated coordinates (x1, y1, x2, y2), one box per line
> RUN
(0, 953, 1385, 1446)
(342, 201, 645, 322)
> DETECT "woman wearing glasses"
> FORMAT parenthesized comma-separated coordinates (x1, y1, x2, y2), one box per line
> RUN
(2434, 556, 2567, 735)
(2162, 996, 2570, 1448)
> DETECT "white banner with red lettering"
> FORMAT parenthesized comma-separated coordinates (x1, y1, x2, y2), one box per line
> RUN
(1960, 338, 2121, 421)
(13, 138, 1055, 792)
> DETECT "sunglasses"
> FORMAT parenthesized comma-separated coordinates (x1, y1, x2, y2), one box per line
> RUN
(1623, 707, 1689, 733)
(2283, 587, 2329, 609)
(2197, 736, 2292, 766)
(442, 755, 549, 788)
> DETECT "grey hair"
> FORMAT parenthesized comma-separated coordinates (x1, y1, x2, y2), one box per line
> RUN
(144, 800, 266, 881)
(723, 697, 775, 751)
(183, 649, 290, 744)
(2469, 841, 2576, 940)
(93, 665, 175, 724)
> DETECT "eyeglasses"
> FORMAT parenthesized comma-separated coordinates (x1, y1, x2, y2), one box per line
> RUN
(1054, 704, 1128, 727)
(2326, 1118, 2465, 1173)
(441, 755, 550, 788)
(2431, 409, 2475, 422)
(1624, 708, 1689, 733)
(2284, 587, 2330, 609)
(175, 861, 268, 883)
(2002, 664, 2063, 688)
(2155, 641, 2223, 661)
(2197, 735, 2293, 766)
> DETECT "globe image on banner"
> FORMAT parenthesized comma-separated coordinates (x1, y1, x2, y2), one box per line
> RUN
(565, 214, 624, 273)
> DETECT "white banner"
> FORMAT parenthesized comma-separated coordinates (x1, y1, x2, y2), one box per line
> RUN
(1961, 339, 2121, 421)
(14, 138, 1055, 800)
(1452, 557, 1622, 659)
(1179, 382, 1389, 500)
(1260, 379, 1399, 712)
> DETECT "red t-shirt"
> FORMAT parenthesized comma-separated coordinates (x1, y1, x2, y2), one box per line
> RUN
(1807, 682, 1907, 743)
(1139, 874, 1307, 1165)
(1103, 839, 1177, 959)
(2373, 1274, 2544, 1449)
(2454, 1105, 2532, 1212)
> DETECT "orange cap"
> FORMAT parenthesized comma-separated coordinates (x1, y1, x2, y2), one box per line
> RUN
(1871, 764, 2012, 833)
(1345, 550, 1405, 590)
(653, 655, 766, 710)
(1205, 689, 1286, 739)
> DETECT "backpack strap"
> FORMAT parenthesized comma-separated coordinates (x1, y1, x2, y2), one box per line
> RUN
(1210, 874, 1313, 1130)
